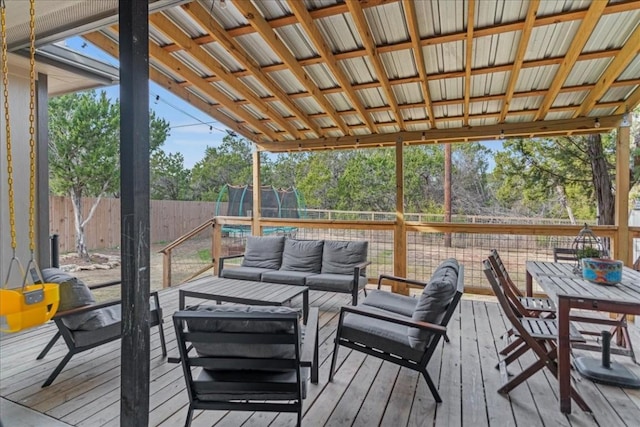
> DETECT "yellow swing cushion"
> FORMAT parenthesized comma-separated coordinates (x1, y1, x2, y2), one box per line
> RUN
(0, 284, 60, 332)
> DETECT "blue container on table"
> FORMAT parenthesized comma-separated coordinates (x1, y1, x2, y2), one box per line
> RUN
(581, 258, 623, 285)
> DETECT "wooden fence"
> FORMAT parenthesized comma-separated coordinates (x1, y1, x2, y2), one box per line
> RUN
(49, 196, 223, 253)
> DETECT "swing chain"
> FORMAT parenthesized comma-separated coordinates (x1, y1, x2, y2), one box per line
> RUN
(1, 0, 16, 251)
(28, 0, 37, 253)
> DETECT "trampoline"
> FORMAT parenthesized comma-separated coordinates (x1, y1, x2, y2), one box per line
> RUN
(215, 185, 306, 236)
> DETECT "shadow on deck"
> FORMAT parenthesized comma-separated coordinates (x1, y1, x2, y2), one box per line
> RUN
(2, 281, 640, 426)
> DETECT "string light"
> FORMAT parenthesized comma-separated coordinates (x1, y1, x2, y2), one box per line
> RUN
(499, 129, 505, 140)
(219, 0, 227, 9)
(421, 132, 426, 141)
(594, 118, 600, 128)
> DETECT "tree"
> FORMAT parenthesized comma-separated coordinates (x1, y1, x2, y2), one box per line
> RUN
(48, 90, 170, 258)
(150, 151, 191, 200)
(190, 135, 253, 201)
(491, 133, 638, 224)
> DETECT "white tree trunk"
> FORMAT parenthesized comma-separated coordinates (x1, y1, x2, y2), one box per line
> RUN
(70, 184, 107, 260)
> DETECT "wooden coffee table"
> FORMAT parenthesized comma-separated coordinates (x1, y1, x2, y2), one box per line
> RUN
(178, 276, 309, 324)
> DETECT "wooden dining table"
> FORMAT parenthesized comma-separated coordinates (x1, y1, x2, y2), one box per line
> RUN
(526, 260, 640, 414)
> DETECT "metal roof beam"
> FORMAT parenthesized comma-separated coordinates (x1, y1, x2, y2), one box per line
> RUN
(346, 1, 405, 130)
(402, 0, 435, 129)
(233, 0, 350, 136)
(463, 0, 475, 126)
(149, 13, 302, 139)
(287, 0, 377, 133)
(82, 31, 259, 142)
(534, 1, 607, 121)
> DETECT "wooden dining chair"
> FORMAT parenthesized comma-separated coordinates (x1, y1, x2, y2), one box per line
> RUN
(483, 260, 591, 411)
(488, 249, 555, 317)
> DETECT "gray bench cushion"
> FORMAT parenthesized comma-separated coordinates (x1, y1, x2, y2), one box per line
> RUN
(262, 270, 315, 286)
(361, 290, 417, 317)
(321, 241, 368, 276)
(280, 239, 323, 273)
(306, 273, 367, 292)
(408, 258, 459, 349)
(341, 306, 423, 361)
(241, 236, 285, 269)
(221, 266, 274, 281)
(186, 305, 298, 359)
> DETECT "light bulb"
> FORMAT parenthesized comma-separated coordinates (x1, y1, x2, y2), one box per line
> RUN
(219, 0, 227, 9)
(594, 118, 600, 128)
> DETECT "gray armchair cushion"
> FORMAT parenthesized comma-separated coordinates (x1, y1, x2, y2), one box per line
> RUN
(361, 290, 417, 317)
(341, 306, 423, 361)
(71, 306, 122, 344)
(305, 274, 367, 292)
(408, 258, 459, 349)
(241, 236, 285, 269)
(280, 239, 323, 273)
(321, 240, 368, 276)
(186, 305, 299, 359)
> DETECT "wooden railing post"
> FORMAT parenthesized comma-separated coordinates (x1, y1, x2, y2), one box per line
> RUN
(212, 218, 222, 275)
(615, 120, 631, 265)
(162, 251, 171, 288)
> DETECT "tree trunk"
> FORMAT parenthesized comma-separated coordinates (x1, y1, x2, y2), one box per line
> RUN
(556, 185, 576, 224)
(586, 133, 615, 225)
(70, 191, 90, 260)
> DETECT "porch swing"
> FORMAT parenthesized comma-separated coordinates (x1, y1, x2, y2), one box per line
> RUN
(0, 0, 59, 332)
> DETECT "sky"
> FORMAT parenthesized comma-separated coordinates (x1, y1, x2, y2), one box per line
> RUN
(65, 37, 229, 169)
(64, 36, 503, 170)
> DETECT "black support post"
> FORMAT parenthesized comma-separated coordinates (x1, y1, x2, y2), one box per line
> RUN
(36, 73, 50, 268)
(119, 1, 150, 425)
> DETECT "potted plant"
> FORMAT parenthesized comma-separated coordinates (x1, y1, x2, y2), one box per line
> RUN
(576, 246, 601, 260)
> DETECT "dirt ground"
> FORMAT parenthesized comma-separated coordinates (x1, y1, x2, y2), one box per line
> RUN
(59, 243, 166, 292)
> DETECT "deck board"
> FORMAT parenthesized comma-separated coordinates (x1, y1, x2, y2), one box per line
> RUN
(3, 282, 640, 426)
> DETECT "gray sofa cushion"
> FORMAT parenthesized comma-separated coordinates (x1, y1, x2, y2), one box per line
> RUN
(408, 258, 459, 349)
(341, 306, 423, 361)
(321, 241, 368, 276)
(221, 266, 274, 281)
(241, 236, 285, 269)
(280, 239, 323, 273)
(305, 274, 367, 292)
(361, 290, 417, 317)
(262, 270, 315, 286)
(185, 305, 298, 359)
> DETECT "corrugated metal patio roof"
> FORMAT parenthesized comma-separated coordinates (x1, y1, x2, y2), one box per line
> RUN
(4, 0, 640, 151)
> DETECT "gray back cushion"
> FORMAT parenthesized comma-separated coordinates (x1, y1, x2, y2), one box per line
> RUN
(321, 240, 368, 276)
(280, 239, 323, 273)
(408, 258, 459, 349)
(241, 236, 285, 269)
(41, 268, 103, 331)
(185, 305, 298, 359)
(42, 268, 95, 311)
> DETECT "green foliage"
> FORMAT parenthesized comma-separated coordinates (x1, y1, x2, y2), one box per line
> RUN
(151, 151, 191, 200)
(190, 135, 253, 201)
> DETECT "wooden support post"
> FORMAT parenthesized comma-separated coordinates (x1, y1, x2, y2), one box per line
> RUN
(252, 149, 261, 235)
(119, 0, 150, 424)
(394, 139, 407, 294)
(444, 143, 452, 247)
(616, 121, 631, 265)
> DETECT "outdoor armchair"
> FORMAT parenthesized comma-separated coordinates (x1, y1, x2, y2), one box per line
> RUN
(35, 269, 167, 387)
(329, 260, 464, 403)
(173, 305, 318, 427)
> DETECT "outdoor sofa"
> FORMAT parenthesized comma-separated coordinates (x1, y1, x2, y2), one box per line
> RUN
(218, 236, 370, 305)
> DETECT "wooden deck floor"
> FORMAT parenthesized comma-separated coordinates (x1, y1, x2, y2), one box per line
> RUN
(2, 282, 640, 426)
